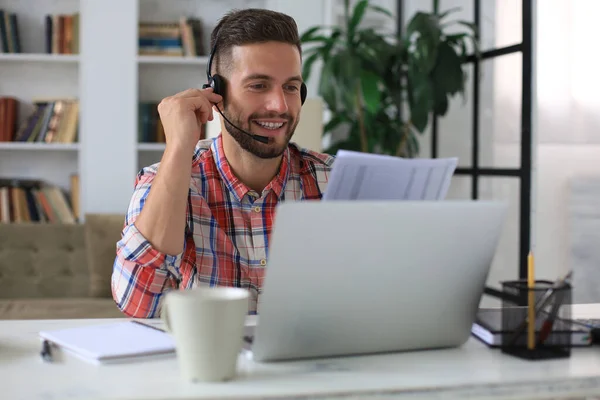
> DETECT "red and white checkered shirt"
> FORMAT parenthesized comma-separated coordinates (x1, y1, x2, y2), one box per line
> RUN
(111, 135, 334, 318)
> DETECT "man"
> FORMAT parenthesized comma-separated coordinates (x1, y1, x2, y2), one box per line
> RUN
(111, 8, 334, 318)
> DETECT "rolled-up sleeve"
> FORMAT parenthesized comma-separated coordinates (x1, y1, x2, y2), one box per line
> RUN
(111, 169, 191, 318)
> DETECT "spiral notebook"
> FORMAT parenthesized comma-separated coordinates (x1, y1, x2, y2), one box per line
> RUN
(39, 321, 176, 364)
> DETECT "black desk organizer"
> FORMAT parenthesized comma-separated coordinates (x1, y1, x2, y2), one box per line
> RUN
(485, 279, 572, 360)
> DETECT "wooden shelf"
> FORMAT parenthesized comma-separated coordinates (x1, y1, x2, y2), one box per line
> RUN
(137, 55, 209, 65)
(138, 143, 166, 151)
(0, 142, 79, 151)
(0, 53, 79, 63)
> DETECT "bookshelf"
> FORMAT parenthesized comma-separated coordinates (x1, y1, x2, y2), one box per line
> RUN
(0, 0, 80, 223)
(0, 0, 338, 221)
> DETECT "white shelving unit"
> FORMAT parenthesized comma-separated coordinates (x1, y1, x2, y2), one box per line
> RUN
(0, 53, 79, 63)
(0, 143, 79, 151)
(0, 0, 80, 193)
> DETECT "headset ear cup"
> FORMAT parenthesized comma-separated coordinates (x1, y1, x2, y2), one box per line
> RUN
(300, 83, 307, 105)
(212, 74, 225, 97)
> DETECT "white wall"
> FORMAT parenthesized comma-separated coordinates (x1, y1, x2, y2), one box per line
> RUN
(534, 145, 600, 280)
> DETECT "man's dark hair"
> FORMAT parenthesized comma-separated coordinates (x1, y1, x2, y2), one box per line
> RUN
(210, 8, 302, 76)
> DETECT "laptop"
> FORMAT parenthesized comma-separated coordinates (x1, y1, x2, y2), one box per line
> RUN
(249, 200, 508, 362)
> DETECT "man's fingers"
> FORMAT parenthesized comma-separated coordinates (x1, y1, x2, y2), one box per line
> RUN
(178, 96, 213, 114)
(173, 87, 222, 103)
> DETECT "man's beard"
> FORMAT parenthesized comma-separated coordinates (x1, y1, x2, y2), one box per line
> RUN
(220, 102, 298, 159)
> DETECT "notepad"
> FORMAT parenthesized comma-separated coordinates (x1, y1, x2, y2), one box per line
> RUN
(39, 321, 176, 364)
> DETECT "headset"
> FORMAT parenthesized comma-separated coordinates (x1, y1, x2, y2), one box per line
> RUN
(202, 37, 307, 144)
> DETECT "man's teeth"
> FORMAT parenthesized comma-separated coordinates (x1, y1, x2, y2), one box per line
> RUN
(256, 121, 284, 129)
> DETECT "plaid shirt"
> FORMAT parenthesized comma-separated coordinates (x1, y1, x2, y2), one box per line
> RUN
(112, 135, 334, 318)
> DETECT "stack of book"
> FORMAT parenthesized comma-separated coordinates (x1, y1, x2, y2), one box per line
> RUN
(13, 99, 79, 143)
(138, 17, 205, 57)
(0, 177, 79, 224)
(45, 13, 80, 54)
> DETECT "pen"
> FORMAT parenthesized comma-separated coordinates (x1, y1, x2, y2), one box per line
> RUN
(40, 339, 53, 362)
(527, 251, 536, 350)
(537, 283, 569, 346)
(131, 320, 166, 333)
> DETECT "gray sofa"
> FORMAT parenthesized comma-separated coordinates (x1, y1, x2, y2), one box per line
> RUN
(0, 214, 127, 319)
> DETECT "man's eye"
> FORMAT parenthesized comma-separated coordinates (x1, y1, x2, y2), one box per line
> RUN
(250, 84, 266, 90)
(286, 85, 299, 92)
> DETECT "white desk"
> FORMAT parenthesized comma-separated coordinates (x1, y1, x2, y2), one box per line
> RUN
(3, 304, 600, 400)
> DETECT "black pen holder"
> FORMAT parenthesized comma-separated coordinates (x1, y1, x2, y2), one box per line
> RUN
(499, 279, 572, 360)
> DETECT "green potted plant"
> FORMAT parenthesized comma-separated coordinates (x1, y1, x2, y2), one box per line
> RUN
(300, 0, 479, 157)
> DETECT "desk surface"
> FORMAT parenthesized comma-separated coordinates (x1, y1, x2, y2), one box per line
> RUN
(3, 304, 600, 400)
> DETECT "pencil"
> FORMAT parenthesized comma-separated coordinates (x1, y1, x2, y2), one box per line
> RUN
(527, 251, 536, 350)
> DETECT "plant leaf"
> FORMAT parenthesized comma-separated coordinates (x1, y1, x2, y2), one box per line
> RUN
(432, 40, 464, 96)
(433, 88, 448, 115)
(348, 0, 369, 38)
(438, 6, 461, 19)
(302, 51, 320, 84)
(457, 20, 479, 36)
(445, 33, 467, 41)
(300, 26, 322, 42)
(368, 4, 393, 18)
(318, 59, 337, 110)
(360, 70, 380, 114)
(301, 35, 333, 44)
(323, 113, 350, 133)
(407, 12, 442, 73)
(408, 61, 433, 132)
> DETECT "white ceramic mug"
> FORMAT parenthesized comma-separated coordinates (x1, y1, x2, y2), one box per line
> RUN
(161, 286, 250, 382)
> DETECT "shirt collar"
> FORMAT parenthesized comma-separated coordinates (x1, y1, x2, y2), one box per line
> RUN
(211, 134, 291, 201)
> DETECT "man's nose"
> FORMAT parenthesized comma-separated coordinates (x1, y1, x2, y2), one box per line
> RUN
(265, 88, 289, 114)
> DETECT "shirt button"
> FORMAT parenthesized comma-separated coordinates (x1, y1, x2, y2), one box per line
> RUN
(254, 206, 261, 213)
(260, 259, 267, 266)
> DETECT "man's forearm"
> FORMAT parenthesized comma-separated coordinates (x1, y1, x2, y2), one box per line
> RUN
(134, 145, 193, 255)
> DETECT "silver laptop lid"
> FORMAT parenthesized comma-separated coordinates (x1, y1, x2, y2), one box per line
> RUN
(251, 200, 507, 362)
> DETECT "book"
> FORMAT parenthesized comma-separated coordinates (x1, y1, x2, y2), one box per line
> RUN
(39, 321, 176, 364)
(471, 308, 592, 347)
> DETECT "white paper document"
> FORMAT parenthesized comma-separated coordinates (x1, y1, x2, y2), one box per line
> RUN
(324, 150, 458, 201)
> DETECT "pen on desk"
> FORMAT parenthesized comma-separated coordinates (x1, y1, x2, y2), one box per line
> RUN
(40, 339, 53, 362)
(527, 251, 536, 350)
(131, 320, 166, 333)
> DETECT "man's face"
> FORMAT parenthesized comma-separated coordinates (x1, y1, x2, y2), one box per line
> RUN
(219, 41, 303, 159)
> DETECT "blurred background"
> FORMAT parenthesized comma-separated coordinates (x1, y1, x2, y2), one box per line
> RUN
(0, 0, 598, 318)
